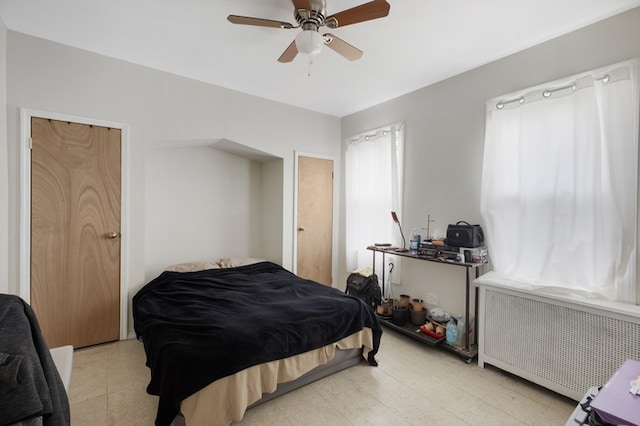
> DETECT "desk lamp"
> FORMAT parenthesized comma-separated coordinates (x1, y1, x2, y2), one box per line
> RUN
(391, 211, 408, 252)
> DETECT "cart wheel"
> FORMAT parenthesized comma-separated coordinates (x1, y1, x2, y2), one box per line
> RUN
(465, 358, 472, 364)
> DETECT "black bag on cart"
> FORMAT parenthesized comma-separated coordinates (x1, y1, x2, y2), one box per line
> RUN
(446, 221, 484, 247)
(345, 273, 381, 309)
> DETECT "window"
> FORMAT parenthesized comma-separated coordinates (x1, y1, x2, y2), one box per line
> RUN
(345, 124, 404, 283)
(480, 59, 639, 303)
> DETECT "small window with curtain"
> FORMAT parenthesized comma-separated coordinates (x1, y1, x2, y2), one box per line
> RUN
(345, 123, 404, 292)
(480, 59, 640, 303)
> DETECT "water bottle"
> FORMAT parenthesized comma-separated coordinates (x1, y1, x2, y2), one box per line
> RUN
(455, 315, 466, 346)
(446, 317, 457, 344)
(409, 229, 421, 254)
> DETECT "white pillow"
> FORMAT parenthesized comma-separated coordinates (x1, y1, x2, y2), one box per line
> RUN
(217, 257, 265, 268)
(164, 260, 222, 273)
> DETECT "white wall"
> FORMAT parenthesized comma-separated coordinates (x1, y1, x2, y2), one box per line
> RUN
(4, 8, 640, 331)
(339, 7, 640, 314)
(0, 17, 7, 295)
(262, 158, 284, 264)
(145, 146, 270, 281)
(4, 32, 341, 330)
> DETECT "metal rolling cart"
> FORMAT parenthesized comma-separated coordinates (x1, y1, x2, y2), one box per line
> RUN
(367, 245, 485, 363)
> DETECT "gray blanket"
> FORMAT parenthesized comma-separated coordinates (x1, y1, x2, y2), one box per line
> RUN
(0, 295, 70, 426)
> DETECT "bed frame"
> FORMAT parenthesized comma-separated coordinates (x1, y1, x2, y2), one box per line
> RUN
(170, 347, 363, 426)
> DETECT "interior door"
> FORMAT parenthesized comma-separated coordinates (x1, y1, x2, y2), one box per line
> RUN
(30, 117, 121, 348)
(296, 155, 333, 286)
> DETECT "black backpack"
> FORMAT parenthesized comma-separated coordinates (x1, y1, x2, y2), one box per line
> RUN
(345, 273, 382, 309)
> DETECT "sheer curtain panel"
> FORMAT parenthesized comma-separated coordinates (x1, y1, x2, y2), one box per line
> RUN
(345, 125, 404, 280)
(481, 59, 639, 303)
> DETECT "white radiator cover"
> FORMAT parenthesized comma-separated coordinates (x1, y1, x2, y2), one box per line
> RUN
(478, 284, 640, 401)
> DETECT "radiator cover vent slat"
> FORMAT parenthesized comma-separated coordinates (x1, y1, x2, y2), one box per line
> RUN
(480, 288, 640, 400)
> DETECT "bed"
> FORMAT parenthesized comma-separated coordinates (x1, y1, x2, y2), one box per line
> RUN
(133, 258, 382, 426)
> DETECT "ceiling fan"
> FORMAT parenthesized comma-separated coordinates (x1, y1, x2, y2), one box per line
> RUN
(227, 0, 391, 63)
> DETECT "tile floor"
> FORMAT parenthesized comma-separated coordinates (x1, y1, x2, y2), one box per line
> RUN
(69, 330, 576, 425)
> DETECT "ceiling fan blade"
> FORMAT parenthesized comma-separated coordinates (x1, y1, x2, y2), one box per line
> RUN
(326, 0, 390, 28)
(227, 15, 294, 29)
(323, 34, 363, 61)
(291, 0, 312, 11)
(278, 40, 299, 63)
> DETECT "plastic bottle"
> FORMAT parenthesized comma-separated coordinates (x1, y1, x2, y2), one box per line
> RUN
(409, 229, 421, 254)
(455, 315, 465, 346)
(446, 317, 457, 344)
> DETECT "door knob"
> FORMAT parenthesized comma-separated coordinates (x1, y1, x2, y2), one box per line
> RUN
(106, 231, 120, 239)
(297, 226, 305, 232)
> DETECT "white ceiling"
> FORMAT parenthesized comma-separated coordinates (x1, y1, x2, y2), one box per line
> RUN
(1, 0, 639, 117)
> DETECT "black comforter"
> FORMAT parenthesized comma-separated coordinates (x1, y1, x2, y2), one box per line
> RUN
(133, 261, 381, 426)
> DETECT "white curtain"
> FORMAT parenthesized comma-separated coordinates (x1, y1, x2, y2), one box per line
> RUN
(481, 59, 639, 303)
(345, 124, 404, 280)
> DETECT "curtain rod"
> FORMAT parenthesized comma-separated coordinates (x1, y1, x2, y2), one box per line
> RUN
(349, 126, 397, 144)
(495, 73, 611, 110)
(496, 96, 524, 110)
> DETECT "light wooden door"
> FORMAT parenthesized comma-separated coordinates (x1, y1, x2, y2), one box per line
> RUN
(30, 117, 121, 348)
(296, 156, 333, 286)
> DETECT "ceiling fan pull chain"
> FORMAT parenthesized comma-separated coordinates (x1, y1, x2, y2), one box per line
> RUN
(307, 55, 313, 77)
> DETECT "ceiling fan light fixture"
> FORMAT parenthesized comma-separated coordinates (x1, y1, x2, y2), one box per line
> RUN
(229, 1, 391, 63)
(295, 30, 323, 55)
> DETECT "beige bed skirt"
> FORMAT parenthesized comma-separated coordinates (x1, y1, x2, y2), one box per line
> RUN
(179, 327, 375, 426)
